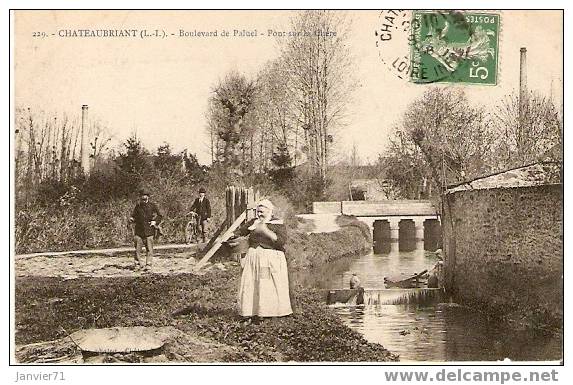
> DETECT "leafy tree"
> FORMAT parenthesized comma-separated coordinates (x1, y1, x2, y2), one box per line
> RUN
(267, 141, 295, 190)
(255, 59, 296, 172)
(491, 91, 562, 169)
(207, 71, 257, 181)
(279, 11, 357, 184)
(153, 143, 182, 177)
(402, 87, 494, 189)
(286, 170, 331, 212)
(377, 130, 434, 199)
(183, 151, 209, 184)
(115, 133, 150, 191)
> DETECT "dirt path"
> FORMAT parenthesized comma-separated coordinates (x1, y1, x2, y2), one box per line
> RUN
(15, 252, 227, 279)
(16, 243, 203, 259)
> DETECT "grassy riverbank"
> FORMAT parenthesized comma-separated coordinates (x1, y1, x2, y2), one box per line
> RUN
(285, 215, 372, 270)
(15, 265, 396, 362)
(15, 217, 397, 363)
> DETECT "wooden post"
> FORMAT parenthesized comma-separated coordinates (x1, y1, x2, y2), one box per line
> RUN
(240, 188, 246, 215)
(194, 185, 261, 270)
(229, 186, 235, 227)
(225, 187, 230, 227)
(234, 187, 241, 221)
(246, 186, 255, 220)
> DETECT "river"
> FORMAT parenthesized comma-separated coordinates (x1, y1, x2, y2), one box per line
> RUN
(297, 241, 562, 362)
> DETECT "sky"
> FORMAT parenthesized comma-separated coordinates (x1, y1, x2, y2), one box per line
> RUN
(14, 10, 563, 165)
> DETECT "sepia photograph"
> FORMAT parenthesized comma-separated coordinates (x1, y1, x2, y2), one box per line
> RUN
(10, 8, 563, 368)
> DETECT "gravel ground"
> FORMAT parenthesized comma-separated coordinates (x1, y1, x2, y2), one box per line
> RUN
(15, 253, 227, 279)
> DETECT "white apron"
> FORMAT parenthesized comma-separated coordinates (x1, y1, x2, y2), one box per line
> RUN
(238, 246, 293, 317)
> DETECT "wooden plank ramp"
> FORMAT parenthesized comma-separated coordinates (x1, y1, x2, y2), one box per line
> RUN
(194, 211, 246, 270)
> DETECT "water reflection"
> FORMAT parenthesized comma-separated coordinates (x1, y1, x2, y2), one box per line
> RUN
(302, 241, 562, 362)
(330, 241, 432, 290)
(336, 303, 561, 362)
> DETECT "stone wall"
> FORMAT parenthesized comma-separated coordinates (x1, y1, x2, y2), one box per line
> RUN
(442, 184, 563, 330)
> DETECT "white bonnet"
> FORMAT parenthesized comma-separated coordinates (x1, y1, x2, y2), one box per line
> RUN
(256, 199, 274, 211)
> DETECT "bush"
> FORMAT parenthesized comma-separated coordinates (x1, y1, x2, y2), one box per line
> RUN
(15, 144, 364, 254)
(15, 172, 229, 253)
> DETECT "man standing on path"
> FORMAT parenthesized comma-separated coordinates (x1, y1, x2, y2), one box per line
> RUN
(191, 187, 211, 243)
(129, 189, 163, 272)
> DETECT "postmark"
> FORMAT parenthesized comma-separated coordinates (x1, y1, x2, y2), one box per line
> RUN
(375, 10, 500, 85)
(374, 10, 416, 81)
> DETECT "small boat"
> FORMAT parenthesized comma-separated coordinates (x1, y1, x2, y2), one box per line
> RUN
(384, 270, 429, 289)
(326, 288, 365, 305)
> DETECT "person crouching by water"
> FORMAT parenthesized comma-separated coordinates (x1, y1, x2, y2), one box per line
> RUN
(428, 250, 444, 289)
(129, 189, 163, 272)
(349, 273, 361, 289)
(229, 199, 292, 325)
(349, 273, 365, 305)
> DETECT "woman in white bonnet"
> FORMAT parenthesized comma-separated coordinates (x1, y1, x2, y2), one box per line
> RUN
(229, 198, 293, 324)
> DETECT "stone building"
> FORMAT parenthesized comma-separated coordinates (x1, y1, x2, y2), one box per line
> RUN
(442, 161, 562, 330)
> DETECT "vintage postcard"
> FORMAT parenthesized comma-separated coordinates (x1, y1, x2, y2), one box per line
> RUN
(10, 8, 563, 373)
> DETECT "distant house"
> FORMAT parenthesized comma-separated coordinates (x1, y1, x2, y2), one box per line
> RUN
(350, 179, 393, 201)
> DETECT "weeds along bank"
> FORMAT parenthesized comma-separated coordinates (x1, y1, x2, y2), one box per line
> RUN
(15, 219, 394, 362)
(14, 170, 328, 255)
(15, 177, 362, 256)
(15, 181, 227, 254)
(14, 190, 294, 254)
(285, 215, 372, 270)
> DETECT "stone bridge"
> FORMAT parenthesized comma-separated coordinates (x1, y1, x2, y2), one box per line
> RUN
(311, 200, 441, 252)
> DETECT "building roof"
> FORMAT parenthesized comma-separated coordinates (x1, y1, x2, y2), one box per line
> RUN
(446, 162, 562, 193)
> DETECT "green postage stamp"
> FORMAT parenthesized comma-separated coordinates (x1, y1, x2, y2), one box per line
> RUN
(409, 11, 500, 85)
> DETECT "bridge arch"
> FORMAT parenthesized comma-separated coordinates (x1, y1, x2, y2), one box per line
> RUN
(312, 200, 442, 252)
